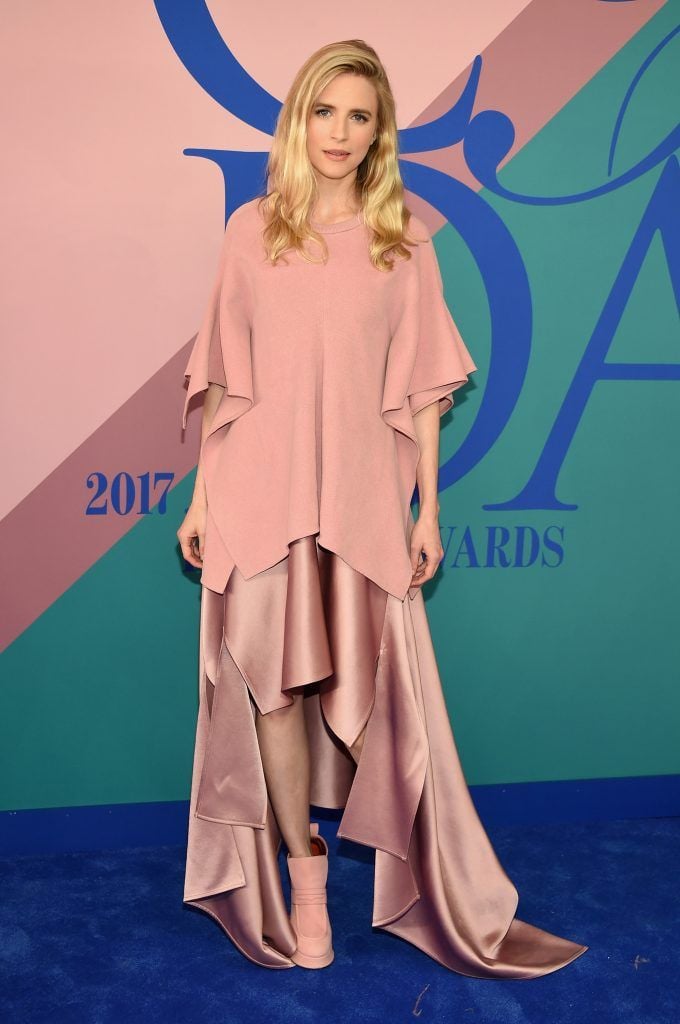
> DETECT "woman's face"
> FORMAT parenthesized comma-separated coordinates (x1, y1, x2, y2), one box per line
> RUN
(306, 73, 378, 186)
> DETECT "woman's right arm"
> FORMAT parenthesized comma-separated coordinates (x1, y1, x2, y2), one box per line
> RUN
(177, 382, 225, 568)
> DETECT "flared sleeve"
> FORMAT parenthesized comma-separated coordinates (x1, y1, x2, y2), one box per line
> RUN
(181, 208, 253, 429)
(380, 219, 478, 476)
(404, 224, 478, 417)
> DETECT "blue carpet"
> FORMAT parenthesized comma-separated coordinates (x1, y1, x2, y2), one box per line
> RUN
(1, 815, 677, 1024)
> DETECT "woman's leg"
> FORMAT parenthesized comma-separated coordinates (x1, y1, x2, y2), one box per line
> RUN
(255, 692, 313, 858)
(256, 693, 368, 854)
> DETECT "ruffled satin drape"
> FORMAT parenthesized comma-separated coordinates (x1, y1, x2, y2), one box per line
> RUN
(183, 532, 588, 977)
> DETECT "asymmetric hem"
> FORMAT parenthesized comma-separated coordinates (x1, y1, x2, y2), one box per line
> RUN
(181, 198, 588, 975)
(181, 197, 479, 602)
(183, 531, 589, 977)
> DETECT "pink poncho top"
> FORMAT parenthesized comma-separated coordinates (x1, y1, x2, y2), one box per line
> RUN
(181, 198, 477, 601)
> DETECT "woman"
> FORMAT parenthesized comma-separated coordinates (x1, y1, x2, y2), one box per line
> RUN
(177, 39, 588, 976)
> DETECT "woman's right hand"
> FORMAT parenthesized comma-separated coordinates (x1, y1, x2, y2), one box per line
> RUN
(177, 500, 207, 570)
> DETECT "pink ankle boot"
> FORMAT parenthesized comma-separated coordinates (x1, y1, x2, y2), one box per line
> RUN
(287, 822, 334, 968)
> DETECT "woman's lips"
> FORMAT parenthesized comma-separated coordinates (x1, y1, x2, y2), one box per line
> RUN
(323, 150, 350, 160)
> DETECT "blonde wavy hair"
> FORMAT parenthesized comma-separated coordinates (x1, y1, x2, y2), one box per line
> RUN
(256, 39, 424, 272)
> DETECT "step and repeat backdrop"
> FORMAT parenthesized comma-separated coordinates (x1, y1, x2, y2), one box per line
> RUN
(1, 1, 678, 836)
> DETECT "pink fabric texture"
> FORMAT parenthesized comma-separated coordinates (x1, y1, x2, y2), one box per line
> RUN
(183, 532, 589, 976)
(181, 200, 588, 975)
(181, 198, 478, 601)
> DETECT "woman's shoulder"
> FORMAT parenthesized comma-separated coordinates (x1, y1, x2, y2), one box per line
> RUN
(387, 212, 434, 281)
(402, 212, 434, 252)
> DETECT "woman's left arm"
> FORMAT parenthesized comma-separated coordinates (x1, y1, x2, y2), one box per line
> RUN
(409, 402, 445, 590)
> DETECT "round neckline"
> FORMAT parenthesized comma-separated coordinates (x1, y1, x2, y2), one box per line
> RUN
(310, 210, 363, 234)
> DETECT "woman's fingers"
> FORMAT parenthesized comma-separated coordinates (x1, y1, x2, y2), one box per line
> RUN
(177, 503, 208, 571)
(177, 527, 202, 569)
(409, 542, 443, 588)
(409, 549, 428, 588)
(411, 550, 426, 579)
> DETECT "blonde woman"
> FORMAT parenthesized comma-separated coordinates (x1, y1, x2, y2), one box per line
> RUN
(177, 39, 588, 976)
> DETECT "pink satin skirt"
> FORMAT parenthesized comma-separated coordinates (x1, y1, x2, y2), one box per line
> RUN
(183, 533, 588, 977)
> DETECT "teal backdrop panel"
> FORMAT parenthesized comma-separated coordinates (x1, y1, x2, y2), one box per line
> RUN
(430, 4, 679, 784)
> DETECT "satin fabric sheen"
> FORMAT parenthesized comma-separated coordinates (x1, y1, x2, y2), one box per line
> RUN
(183, 532, 588, 976)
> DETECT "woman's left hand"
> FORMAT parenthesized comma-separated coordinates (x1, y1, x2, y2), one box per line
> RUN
(409, 511, 444, 590)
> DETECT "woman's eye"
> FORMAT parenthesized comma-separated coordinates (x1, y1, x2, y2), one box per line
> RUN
(314, 108, 368, 123)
